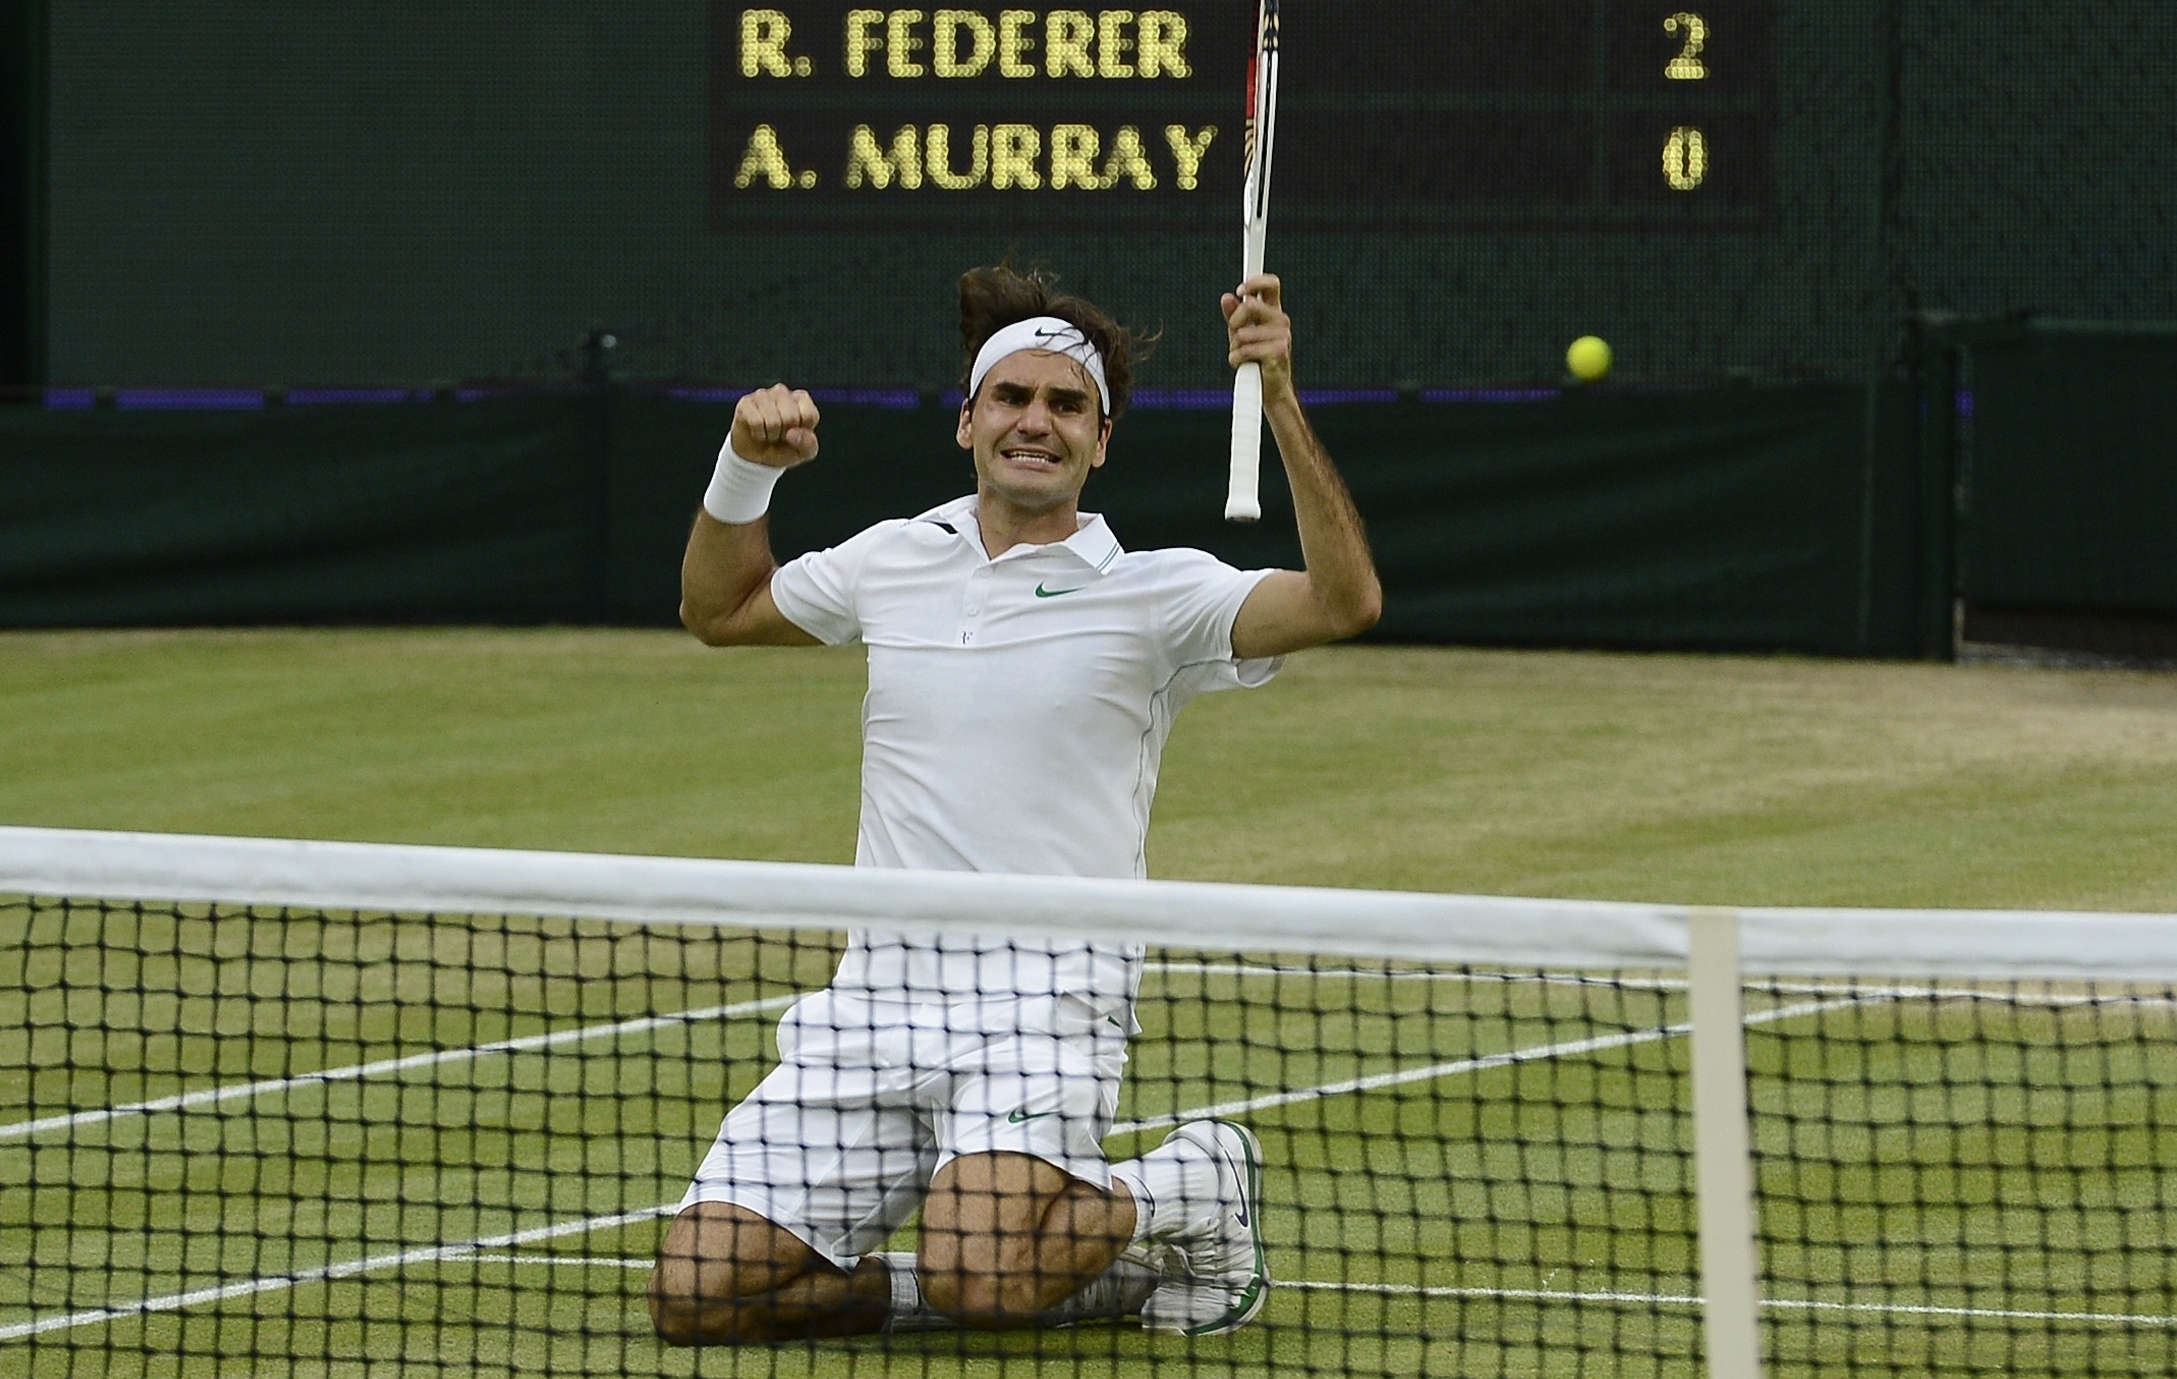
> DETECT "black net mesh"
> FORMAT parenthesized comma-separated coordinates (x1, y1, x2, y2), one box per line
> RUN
(1749, 978, 2177, 1377)
(5, 894, 2174, 1376)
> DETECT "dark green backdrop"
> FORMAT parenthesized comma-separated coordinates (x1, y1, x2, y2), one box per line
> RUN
(22, 2, 2177, 391)
(1965, 328, 2177, 621)
(0, 386, 1926, 656)
(8, 4, 2171, 655)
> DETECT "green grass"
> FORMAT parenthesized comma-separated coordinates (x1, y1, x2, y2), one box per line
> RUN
(3, 629, 2176, 1376)
(4, 628, 2176, 907)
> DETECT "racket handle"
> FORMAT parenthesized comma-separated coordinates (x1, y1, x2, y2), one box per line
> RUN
(1226, 362, 1264, 522)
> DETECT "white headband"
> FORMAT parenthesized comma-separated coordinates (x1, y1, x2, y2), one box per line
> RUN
(967, 315, 1111, 415)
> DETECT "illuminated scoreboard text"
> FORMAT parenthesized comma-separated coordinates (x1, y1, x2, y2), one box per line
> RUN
(708, 2, 1777, 230)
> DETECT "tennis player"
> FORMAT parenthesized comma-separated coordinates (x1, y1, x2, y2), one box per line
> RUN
(649, 264, 1380, 1345)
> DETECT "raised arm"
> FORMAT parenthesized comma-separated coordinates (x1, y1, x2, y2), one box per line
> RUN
(679, 384, 825, 647)
(1222, 276, 1383, 661)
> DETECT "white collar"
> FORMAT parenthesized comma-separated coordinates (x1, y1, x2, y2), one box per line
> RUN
(917, 496, 1124, 573)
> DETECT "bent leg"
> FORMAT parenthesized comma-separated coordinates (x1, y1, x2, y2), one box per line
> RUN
(648, 1201, 890, 1345)
(917, 1151, 1140, 1326)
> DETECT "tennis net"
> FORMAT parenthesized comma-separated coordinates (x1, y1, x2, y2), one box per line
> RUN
(3, 827, 2174, 1378)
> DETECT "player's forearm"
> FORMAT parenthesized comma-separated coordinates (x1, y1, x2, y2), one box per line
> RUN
(1265, 392, 1382, 638)
(679, 512, 789, 646)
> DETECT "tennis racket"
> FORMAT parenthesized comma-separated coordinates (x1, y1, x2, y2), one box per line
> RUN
(1225, 0, 1281, 523)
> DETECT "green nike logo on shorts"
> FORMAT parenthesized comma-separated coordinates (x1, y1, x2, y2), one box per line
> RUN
(1006, 1107, 1054, 1124)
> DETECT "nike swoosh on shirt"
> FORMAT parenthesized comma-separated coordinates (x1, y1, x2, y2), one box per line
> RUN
(1034, 584, 1085, 598)
(1006, 1108, 1054, 1124)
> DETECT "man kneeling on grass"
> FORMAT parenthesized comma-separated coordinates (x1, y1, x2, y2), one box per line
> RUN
(649, 263, 1380, 1342)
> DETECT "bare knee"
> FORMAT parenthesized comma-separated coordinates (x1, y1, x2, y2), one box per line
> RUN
(648, 1255, 765, 1346)
(918, 1209, 1036, 1323)
(920, 1264, 1047, 1326)
(648, 1280, 778, 1347)
(647, 1268, 710, 1347)
(648, 1202, 823, 1346)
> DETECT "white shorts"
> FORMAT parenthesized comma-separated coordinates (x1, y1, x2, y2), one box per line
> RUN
(678, 989, 1129, 1269)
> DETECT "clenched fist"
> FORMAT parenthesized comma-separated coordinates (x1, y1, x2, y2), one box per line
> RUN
(731, 384, 822, 468)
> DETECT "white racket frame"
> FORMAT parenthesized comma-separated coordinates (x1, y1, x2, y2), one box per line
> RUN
(1225, 0, 1281, 523)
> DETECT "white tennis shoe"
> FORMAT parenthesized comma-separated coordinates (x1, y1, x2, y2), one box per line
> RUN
(1138, 1119, 1271, 1336)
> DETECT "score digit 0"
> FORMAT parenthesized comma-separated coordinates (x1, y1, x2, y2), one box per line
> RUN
(1663, 126, 1708, 191)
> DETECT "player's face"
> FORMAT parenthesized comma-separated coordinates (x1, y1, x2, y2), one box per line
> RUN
(957, 350, 1111, 514)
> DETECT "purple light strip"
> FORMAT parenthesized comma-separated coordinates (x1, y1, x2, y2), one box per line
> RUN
(1420, 388, 1557, 403)
(1129, 389, 1230, 410)
(286, 388, 427, 406)
(805, 388, 922, 409)
(113, 388, 266, 411)
(33, 385, 1706, 414)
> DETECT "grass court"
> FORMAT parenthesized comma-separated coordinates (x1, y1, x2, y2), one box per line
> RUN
(3, 630, 2175, 1376)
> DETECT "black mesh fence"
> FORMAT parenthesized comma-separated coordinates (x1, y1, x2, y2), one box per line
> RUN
(7, 892, 2176, 1376)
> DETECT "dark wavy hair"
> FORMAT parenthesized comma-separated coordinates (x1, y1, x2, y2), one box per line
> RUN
(957, 264, 1156, 419)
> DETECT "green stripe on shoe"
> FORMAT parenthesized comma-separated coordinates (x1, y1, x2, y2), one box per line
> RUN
(1184, 1119, 1271, 1336)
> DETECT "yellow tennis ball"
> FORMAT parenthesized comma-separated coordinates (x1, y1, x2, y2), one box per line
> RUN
(1566, 335, 1612, 382)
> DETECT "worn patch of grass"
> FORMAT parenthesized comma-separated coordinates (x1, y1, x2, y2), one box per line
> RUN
(1152, 646, 2177, 909)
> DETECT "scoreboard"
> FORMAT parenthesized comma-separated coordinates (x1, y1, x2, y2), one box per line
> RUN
(709, 1, 1777, 229)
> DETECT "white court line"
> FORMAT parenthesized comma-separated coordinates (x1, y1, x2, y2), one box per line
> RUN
(5, 959, 1455, 1143)
(14, 960, 2145, 1146)
(1145, 961, 1638, 985)
(1280, 1279, 2177, 1329)
(0, 1205, 678, 1342)
(1765, 1295, 2177, 1328)
(10, 996, 1860, 1340)
(1160, 964, 2177, 1011)
(1112, 994, 1855, 1133)
(465, 1254, 653, 1268)
(0, 993, 797, 1143)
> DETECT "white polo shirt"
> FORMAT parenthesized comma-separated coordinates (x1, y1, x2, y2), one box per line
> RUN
(768, 494, 1280, 1015)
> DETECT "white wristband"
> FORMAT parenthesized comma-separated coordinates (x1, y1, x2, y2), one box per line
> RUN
(701, 441, 784, 524)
